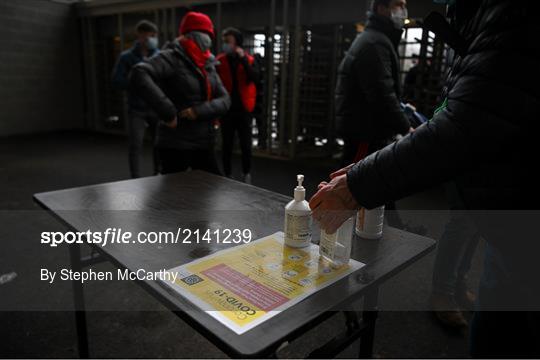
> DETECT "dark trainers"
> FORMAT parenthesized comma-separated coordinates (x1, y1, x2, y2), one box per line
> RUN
(434, 310, 468, 329)
(430, 293, 468, 328)
(456, 288, 476, 311)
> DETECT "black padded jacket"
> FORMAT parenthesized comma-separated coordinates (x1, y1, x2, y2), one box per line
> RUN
(335, 13, 411, 142)
(130, 40, 231, 150)
(347, 0, 540, 212)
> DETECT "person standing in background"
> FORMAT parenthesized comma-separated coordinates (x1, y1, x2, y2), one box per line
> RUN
(130, 12, 230, 175)
(216, 27, 260, 184)
(334, 0, 413, 229)
(112, 20, 160, 178)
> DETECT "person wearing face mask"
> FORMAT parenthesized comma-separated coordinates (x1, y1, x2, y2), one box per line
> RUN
(335, 0, 413, 230)
(112, 20, 160, 178)
(130, 12, 230, 175)
(216, 27, 260, 183)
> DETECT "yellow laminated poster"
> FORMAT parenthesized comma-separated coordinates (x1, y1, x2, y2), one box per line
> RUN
(161, 231, 364, 335)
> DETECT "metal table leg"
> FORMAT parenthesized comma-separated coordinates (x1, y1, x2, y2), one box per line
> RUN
(69, 243, 89, 358)
(359, 286, 379, 358)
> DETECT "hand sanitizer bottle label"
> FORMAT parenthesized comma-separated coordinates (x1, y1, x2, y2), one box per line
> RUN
(319, 231, 337, 260)
(284, 174, 312, 248)
(284, 213, 311, 247)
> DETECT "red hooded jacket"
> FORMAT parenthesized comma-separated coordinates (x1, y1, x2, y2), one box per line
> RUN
(216, 53, 257, 113)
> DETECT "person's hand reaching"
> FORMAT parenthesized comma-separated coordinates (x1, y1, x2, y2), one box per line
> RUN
(236, 47, 245, 58)
(309, 174, 359, 234)
(179, 107, 197, 120)
(329, 163, 355, 179)
(164, 116, 178, 129)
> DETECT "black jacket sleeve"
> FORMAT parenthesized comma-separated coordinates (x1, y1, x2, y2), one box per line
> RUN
(241, 56, 260, 84)
(346, 36, 538, 209)
(129, 53, 177, 122)
(192, 71, 231, 121)
(356, 42, 411, 136)
(111, 53, 130, 90)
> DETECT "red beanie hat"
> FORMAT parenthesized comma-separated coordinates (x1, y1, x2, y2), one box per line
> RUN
(179, 12, 215, 38)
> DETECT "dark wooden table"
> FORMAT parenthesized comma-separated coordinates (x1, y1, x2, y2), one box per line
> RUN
(34, 171, 435, 358)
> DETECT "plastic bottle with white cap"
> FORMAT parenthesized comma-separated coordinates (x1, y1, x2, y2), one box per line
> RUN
(284, 174, 312, 248)
(355, 206, 385, 239)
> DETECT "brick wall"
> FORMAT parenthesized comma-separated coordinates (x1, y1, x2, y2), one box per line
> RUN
(0, 0, 84, 136)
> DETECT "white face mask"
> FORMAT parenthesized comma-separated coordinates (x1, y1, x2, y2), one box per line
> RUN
(146, 36, 159, 50)
(222, 43, 235, 54)
(391, 7, 408, 29)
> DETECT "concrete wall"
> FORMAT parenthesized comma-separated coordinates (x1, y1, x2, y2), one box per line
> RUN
(0, 0, 84, 136)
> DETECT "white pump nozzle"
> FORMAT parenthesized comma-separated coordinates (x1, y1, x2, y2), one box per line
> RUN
(297, 174, 304, 188)
(294, 174, 305, 201)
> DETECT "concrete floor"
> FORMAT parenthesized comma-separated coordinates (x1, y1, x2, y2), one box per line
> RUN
(0, 131, 483, 358)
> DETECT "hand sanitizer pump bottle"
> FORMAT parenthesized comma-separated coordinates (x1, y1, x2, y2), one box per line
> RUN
(284, 175, 312, 248)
